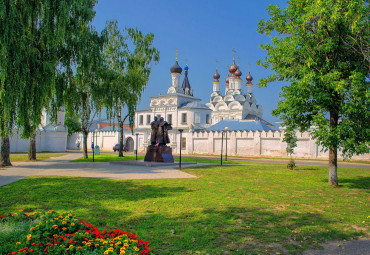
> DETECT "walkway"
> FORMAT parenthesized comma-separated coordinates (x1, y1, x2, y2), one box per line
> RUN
(0, 153, 197, 187)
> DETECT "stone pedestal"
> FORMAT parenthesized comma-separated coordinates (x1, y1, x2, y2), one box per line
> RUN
(144, 145, 174, 163)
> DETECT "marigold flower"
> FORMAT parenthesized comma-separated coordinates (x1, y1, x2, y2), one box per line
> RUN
(134, 246, 139, 251)
(27, 234, 32, 241)
(104, 251, 109, 255)
(30, 227, 35, 231)
(62, 227, 67, 231)
(71, 223, 75, 226)
(69, 245, 74, 248)
(53, 225, 58, 229)
(95, 244, 99, 247)
(120, 252, 125, 255)
(16, 242, 21, 245)
(108, 247, 114, 251)
(78, 246, 82, 249)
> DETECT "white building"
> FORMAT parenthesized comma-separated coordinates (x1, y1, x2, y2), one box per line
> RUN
(7, 108, 68, 152)
(66, 54, 369, 161)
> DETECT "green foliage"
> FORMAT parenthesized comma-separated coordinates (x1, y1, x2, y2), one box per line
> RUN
(258, 0, 370, 159)
(287, 159, 296, 170)
(102, 21, 160, 129)
(65, 116, 82, 136)
(0, 0, 98, 138)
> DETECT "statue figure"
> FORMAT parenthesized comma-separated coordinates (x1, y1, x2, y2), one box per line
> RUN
(145, 116, 174, 163)
(155, 117, 172, 146)
(150, 116, 159, 145)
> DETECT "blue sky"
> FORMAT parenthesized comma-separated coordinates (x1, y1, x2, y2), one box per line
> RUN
(92, 0, 288, 125)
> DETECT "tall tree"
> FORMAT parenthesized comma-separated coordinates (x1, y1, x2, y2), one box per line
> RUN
(0, 0, 97, 164)
(102, 21, 159, 157)
(64, 26, 106, 159)
(258, 0, 369, 186)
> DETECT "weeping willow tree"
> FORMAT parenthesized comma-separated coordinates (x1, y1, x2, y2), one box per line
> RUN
(0, 0, 97, 165)
(102, 21, 159, 157)
(64, 26, 106, 159)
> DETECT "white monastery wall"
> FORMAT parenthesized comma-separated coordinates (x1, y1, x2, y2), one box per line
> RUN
(7, 130, 67, 152)
(66, 129, 369, 160)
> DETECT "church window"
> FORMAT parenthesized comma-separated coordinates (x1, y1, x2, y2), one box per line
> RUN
(167, 114, 172, 124)
(181, 137, 186, 149)
(146, 115, 151, 125)
(139, 115, 143, 125)
(181, 113, 187, 124)
(194, 113, 200, 124)
(206, 114, 211, 124)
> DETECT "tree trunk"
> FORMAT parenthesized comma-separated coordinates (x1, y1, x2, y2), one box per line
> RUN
(28, 134, 36, 160)
(83, 130, 88, 159)
(328, 111, 339, 186)
(119, 121, 124, 157)
(1, 136, 12, 166)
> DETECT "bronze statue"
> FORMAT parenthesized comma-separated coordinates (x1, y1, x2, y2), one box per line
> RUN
(150, 116, 159, 145)
(156, 117, 172, 145)
(145, 116, 174, 162)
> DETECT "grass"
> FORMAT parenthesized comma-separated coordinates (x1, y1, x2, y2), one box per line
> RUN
(9, 153, 66, 162)
(0, 219, 36, 254)
(0, 164, 369, 254)
(72, 154, 256, 165)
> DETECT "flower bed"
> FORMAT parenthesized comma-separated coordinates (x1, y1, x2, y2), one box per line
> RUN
(0, 210, 152, 255)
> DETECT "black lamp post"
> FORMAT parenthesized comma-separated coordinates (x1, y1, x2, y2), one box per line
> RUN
(135, 133, 139, 160)
(178, 129, 183, 169)
(225, 126, 229, 161)
(92, 131, 95, 162)
(221, 131, 224, 166)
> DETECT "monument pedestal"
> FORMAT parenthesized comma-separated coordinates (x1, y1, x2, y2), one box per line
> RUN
(144, 145, 174, 163)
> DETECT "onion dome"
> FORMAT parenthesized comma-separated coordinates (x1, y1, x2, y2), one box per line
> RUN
(228, 61, 237, 74)
(235, 67, 242, 78)
(225, 74, 230, 84)
(170, 61, 182, 74)
(184, 64, 189, 71)
(181, 65, 193, 96)
(213, 69, 220, 82)
(246, 71, 253, 84)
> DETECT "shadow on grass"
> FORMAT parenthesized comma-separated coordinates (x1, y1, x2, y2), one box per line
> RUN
(123, 207, 363, 255)
(337, 176, 370, 191)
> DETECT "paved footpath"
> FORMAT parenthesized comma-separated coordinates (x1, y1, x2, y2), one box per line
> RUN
(0, 153, 197, 187)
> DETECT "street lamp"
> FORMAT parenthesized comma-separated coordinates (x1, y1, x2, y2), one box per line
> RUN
(92, 131, 95, 162)
(178, 129, 183, 169)
(221, 131, 224, 166)
(135, 133, 139, 160)
(225, 126, 229, 161)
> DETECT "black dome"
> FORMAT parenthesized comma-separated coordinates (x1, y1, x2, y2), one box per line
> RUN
(170, 61, 182, 74)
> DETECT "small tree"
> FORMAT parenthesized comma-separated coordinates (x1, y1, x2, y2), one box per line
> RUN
(102, 21, 159, 157)
(258, 0, 370, 186)
(283, 127, 298, 170)
(65, 26, 106, 159)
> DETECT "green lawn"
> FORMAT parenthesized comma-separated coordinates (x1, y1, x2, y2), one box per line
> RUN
(0, 164, 368, 254)
(9, 153, 66, 162)
(72, 154, 255, 165)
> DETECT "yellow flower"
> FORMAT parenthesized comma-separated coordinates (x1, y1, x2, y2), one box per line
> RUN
(134, 246, 139, 251)
(48, 210, 54, 214)
(53, 225, 58, 229)
(95, 244, 99, 247)
(50, 219, 53, 222)
(69, 245, 74, 249)
(104, 251, 109, 255)
(68, 213, 72, 217)
(71, 223, 75, 226)
(18, 209, 23, 212)
(27, 234, 32, 241)
(16, 242, 21, 245)
(120, 252, 125, 255)
(108, 247, 114, 251)
(103, 241, 108, 245)
(62, 227, 67, 231)
(30, 227, 35, 231)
